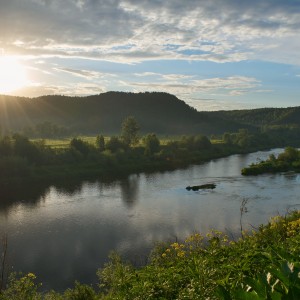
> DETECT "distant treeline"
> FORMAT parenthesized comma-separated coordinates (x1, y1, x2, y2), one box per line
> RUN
(2, 92, 300, 137)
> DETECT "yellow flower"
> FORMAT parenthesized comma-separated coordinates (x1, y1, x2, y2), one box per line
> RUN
(171, 242, 180, 249)
(27, 273, 36, 278)
(177, 250, 185, 258)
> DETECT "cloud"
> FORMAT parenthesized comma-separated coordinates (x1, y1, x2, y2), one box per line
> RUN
(54, 67, 106, 79)
(1, 0, 299, 64)
(13, 82, 106, 97)
(126, 75, 261, 101)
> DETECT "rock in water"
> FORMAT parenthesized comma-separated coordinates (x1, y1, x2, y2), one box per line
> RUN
(186, 183, 216, 191)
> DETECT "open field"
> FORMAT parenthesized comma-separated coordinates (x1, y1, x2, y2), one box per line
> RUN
(31, 135, 225, 149)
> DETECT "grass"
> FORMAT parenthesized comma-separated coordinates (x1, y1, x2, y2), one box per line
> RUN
(30, 136, 225, 149)
(31, 136, 107, 149)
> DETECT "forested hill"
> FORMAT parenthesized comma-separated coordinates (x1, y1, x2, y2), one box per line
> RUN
(0, 92, 299, 136)
(0, 92, 243, 135)
(212, 106, 300, 127)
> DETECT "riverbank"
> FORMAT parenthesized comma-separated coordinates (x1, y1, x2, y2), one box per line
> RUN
(1, 130, 298, 207)
(1, 211, 299, 299)
(0, 141, 270, 205)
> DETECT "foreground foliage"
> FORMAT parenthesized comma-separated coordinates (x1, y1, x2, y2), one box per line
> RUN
(1, 211, 300, 299)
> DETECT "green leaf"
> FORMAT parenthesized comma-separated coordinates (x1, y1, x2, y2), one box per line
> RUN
(233, 288, 262, 300)
(216, 285, 232, 300)
(244, 276, 268, 298)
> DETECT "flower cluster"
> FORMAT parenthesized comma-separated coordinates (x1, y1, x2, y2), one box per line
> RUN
(286, 217, 300, 237)
(161, 242, 186, 258)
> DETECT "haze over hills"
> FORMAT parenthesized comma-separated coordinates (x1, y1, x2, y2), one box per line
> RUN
(0, 92, 299, 136)
(214, 107, 300, 128)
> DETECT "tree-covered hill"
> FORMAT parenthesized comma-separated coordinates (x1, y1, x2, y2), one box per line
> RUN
(214, 106, 300, 127)
(0, 92, 244, 135)
(0, 92, 299, 136)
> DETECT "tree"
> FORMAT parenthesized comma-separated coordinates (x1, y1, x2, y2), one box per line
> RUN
(70, 138, 90, 156)
(121, 116, 140, 147)
(194, 135, 211, 150)
(278, 147, 299, 162)
(222, 132, 232, 144)
(106, 136, 124, 153)
(143, 133, 160, 155)
(96, 135, 105, 151)
(13, 134, 41, 163)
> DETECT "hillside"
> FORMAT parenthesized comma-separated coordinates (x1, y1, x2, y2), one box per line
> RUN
(0, 92, 299, 136)
(213, 106, 300, 127)
(0, 92, 243, 135)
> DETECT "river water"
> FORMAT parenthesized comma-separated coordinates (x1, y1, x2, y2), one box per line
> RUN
(1, 149, 300, 291)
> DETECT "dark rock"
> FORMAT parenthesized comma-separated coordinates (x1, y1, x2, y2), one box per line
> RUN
(186, 183, 216, 191)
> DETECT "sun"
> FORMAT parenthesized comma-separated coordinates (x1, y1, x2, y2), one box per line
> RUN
(0, 56, 28, 94)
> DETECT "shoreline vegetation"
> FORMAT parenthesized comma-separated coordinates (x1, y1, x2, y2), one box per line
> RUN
(1, 211, 299, 299)
(242, 147, 300, 175)
(1, 116, 300, 191)
(1, 117, 300, 298)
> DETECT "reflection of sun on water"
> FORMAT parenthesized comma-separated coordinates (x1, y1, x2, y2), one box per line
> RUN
(0, 56, 28, 94)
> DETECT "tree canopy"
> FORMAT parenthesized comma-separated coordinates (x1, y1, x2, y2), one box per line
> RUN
(121, 116, 140, 147)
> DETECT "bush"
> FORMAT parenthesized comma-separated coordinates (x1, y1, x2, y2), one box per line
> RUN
(70, 138, 91, 156)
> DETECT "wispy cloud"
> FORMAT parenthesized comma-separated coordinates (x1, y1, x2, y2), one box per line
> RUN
(1, 0, 299, 109)
(1, 0, 300, 64)
(127, 75, 261, 101)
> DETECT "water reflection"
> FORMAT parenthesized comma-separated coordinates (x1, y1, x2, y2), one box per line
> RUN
(120, 175, 140, 208)
(1, 149, 300, 291)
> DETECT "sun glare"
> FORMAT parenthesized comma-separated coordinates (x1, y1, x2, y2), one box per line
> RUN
(0, 56, 28, 94)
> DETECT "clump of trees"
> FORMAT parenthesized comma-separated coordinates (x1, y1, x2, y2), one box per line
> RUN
(242, 147, 300, 175)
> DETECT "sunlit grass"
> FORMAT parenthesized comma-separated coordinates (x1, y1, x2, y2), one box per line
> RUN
(31, 136, 108, 149)
(210, 138, 225, 144)
(31, 135, 224, 149)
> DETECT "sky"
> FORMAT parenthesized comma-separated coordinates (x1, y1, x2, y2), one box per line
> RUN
(0, 0, 300, 111)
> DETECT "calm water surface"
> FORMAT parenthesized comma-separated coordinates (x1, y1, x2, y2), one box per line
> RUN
(1, 149, 300, 291)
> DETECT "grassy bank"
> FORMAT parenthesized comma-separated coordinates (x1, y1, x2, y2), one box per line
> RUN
(1, 211, 300, 299)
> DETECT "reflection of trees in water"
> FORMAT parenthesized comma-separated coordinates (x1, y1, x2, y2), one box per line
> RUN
(0, 175, 138, 213)
(120, 175, 139, 208)
(0, 184, 48, 214)
(0, 178, 92, 213)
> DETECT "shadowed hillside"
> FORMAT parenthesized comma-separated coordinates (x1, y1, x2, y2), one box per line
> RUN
(213, 106, 300, 127)
(1, 92, 299, 136)
(0, 92, 244, 135)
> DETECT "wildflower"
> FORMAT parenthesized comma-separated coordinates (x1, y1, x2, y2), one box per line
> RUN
(171, 242, 180, 250)
(177, 250, 185, 258)
(27, 273, 36, 279)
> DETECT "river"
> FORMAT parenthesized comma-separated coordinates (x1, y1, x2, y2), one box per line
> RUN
(1, 149, 300, 291)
